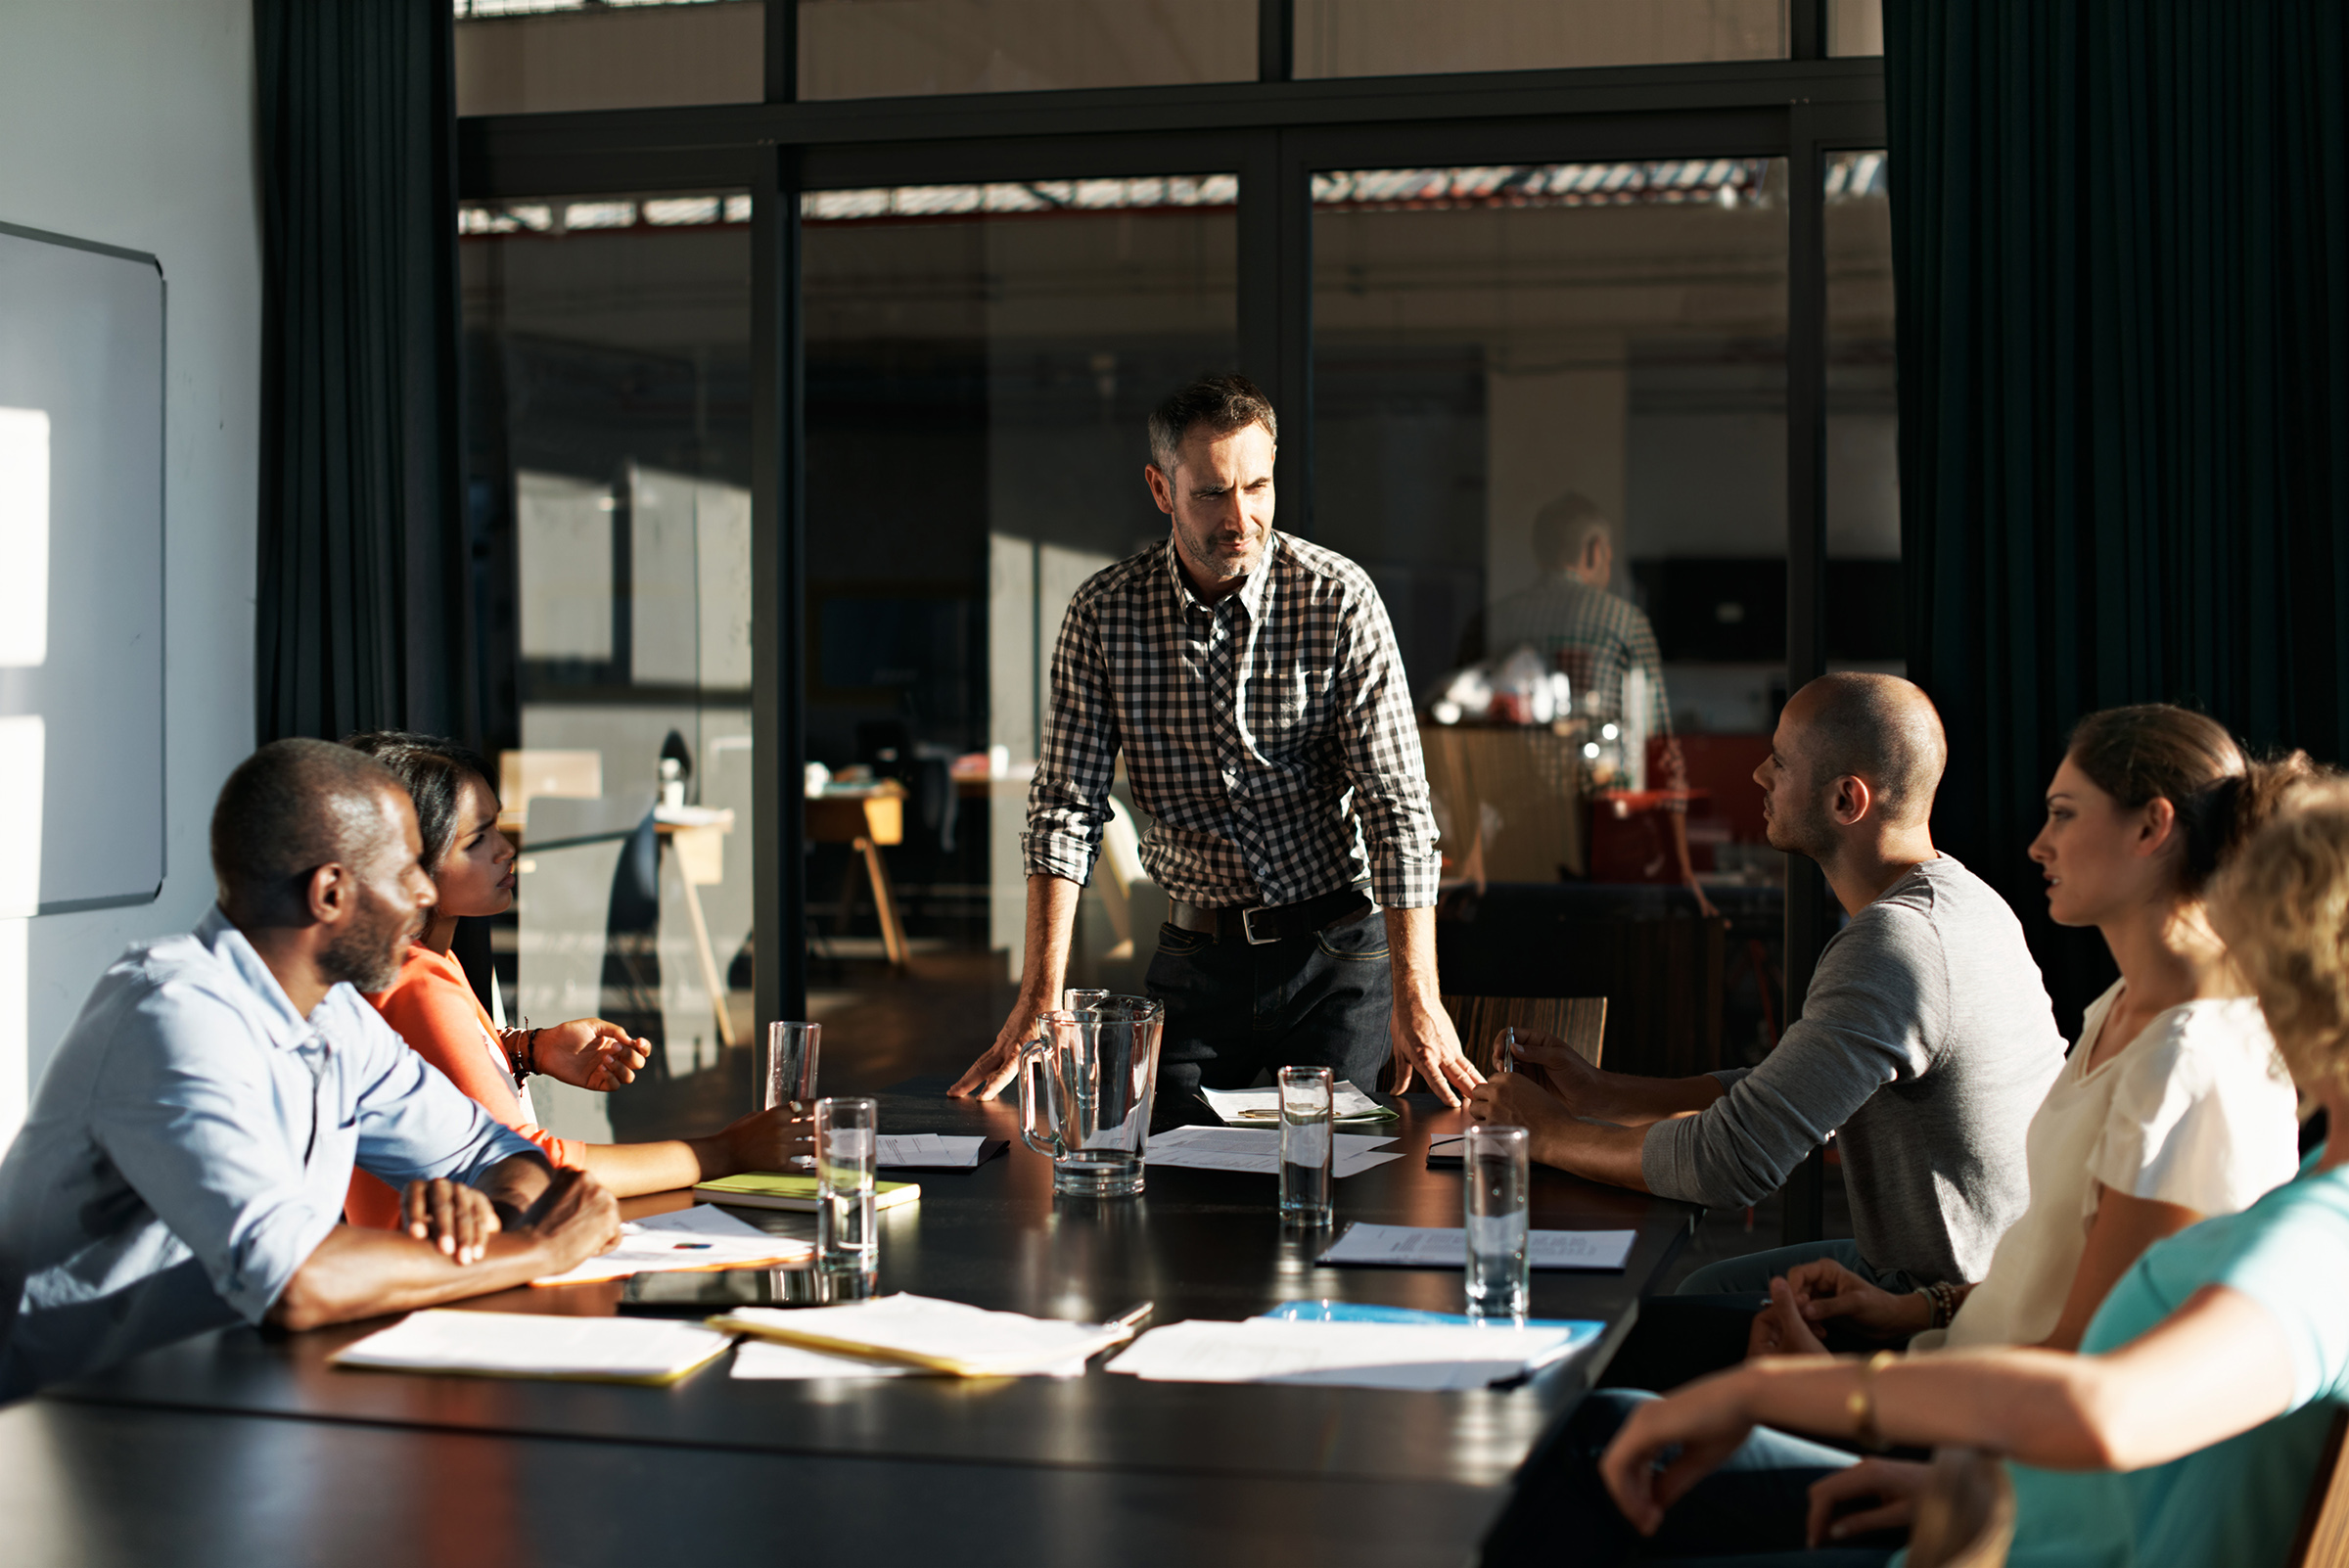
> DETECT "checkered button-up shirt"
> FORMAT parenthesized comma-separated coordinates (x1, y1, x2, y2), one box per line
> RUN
(1023, 532, 1440, 910)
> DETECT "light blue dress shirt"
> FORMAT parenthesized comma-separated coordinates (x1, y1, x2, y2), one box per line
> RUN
(0, 906, 540, 1400)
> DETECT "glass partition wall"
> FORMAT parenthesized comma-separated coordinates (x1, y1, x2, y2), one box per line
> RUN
(800, 176, 1237, 1084)
(454, 1, 1887, 1232)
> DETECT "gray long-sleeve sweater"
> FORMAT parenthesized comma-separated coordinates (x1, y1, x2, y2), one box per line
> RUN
(1641, 855, 2064, 1286)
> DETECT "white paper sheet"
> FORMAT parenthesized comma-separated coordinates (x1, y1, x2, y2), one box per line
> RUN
(1106, 1317, 1579, 1391)
(530, 1221, 812, 1286)
(632, 1205, 770, 1237)
(332, 1311, 734, 1382)
(729, 1339, 1091, 1381)
(713, 1292, 1132, 1376)
(1145, 1125, 1404, 1179)
(1316, 1222, 1635, 1271)
(1198, 1080, 1397, 1126)
(875, 1133, 990, 1169)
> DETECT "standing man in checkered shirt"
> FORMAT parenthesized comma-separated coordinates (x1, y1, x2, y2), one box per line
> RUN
(950, 375, 1484, 1111)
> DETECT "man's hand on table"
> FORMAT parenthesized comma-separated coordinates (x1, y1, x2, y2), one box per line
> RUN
(516, 1167, 623, 1273)
(707, 1103, 814, 1174)
(1386, 993, 1483, 1107)
(400, 1177, 502, 1266)
(949, 992, 1051, 1099)
(1495, 1030, 1632, 1120)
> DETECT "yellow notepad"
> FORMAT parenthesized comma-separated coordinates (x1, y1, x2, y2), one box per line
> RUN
(329, 1309, 735, 1385)
(692, 1173, 921, 1213)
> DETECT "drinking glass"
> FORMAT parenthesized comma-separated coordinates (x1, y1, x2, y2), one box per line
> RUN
(1278, 1065, 1334, 1225)
(814, 1095, 878, 1272)
(1464, 1125, 1530, 1323)
(763, 1022, 820, 1169)
(1064, 988, 1110, 1014)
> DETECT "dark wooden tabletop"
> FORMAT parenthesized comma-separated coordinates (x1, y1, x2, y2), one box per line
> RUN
(33, 1081, 1699, 1564)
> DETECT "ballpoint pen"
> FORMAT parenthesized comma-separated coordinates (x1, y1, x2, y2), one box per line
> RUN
(1105, 1300, 1155, 1335)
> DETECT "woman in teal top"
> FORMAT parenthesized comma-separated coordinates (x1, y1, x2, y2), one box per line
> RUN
(1575, 778, 2349, 1565)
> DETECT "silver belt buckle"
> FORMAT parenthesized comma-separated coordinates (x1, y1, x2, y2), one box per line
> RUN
(1240, 905, 1279, 945)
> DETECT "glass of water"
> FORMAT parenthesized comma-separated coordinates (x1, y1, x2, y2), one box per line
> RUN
(1278, 1065, 1335, 1226)
(763, 1021, 821, 1170)
(814, 1095, 878, 1273)
(1464, 1124, 1530, 1323)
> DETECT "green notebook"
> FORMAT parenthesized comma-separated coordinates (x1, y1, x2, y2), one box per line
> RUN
(693, 1172, 922, 1213)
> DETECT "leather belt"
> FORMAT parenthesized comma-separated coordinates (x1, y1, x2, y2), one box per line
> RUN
(1167, 887, 1375, 946)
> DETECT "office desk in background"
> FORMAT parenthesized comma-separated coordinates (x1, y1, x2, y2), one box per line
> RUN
(32, 1086, 1700, 1567)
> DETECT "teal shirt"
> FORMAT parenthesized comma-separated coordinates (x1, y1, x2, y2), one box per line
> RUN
(2000, 1151, 2349, 1567)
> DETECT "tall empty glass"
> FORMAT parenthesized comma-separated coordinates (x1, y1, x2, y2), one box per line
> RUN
(763, 1021, 820, 1169)
(1018, 995, 1164, 1197)
(1464, 1125, 1531, 1323)
(1278, 1066, 1334, 1224)
(814, 1095, 878, 1272)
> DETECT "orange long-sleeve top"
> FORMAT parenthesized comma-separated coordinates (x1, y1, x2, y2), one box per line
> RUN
(345, 944, 584, 1230)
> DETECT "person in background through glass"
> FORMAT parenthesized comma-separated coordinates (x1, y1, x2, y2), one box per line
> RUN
(1479, 491, 1711, 912)
(339, 732, 804, 1227)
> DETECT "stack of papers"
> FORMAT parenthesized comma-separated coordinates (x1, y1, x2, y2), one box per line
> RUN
(711, 1292, 1134, 1377)
(331, 1310, 734, 1385)
(875, 1133, 994, 1170)
(530, 1205, 812, 1286)
(1106, 1317, 1588, 1392)
(1199, 1081, 1398, 1126)
(1317, 1222, 1635, 1271)
(1145, 1125, 1404, 1179)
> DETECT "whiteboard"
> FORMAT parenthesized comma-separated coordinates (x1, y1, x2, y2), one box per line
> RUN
(0, 221, 164, 915)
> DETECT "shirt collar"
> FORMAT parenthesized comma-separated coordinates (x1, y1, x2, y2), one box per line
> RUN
(195, 903, 330, 1051)
(1163, 530, 1280, 622)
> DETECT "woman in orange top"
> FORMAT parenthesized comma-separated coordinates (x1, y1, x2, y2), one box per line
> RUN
(343, 732, 800, 1229)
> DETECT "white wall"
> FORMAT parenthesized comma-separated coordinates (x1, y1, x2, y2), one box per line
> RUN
(0, 0, 259, 1133)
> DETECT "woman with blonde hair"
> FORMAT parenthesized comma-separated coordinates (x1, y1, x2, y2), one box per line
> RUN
(1496, 774, 2349, 1567)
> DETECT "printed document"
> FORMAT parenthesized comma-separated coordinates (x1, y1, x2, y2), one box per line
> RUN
(332, 1310, 734, 1384)
(1145, 1125, 1403, 1179)
(875, 1132, 990, 1169)
(1198, 1081, 1397, 1126)
(1107, 1317, 1582, 1392)
(1317, 1222, 1635, 1270)
(531, 1219, 812, 1286)
(712, 1292, 1133, 1377)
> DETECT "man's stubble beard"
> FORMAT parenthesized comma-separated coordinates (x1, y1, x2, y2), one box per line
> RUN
(1765, 795, 1839, 864)
(319, 893, 416, 993)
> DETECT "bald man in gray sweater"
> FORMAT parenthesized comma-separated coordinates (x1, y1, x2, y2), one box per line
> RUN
(1468, 674, 2063, 1294)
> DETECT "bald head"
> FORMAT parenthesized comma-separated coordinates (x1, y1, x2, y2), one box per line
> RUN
(1786, 673, 1947, 827)
(210, 738, 410, 927)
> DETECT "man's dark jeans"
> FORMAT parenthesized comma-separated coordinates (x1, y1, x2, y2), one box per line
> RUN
(1148, 907, 1392, 1113)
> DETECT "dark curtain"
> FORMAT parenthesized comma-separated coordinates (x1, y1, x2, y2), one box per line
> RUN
(253, 0, 472, 744)
(1887, 1, 2349, 1033)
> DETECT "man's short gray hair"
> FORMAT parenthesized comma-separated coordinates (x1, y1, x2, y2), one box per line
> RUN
(1147, 374, 1278, 474)
(1531, 492, 1612, 574)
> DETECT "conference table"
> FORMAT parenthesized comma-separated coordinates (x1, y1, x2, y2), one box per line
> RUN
(14, 1081, 1701, 1567)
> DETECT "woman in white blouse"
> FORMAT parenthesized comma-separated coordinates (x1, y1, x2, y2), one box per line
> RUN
(1755, 704, 2307, 1358)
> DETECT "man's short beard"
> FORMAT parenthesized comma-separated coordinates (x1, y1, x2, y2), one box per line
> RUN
(1766, 797, 1839, 863)
(319, 903, 411, 993)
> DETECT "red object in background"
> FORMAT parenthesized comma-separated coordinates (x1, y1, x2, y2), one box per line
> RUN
(1588, 789, 1708, 883)
(1655, 733, 1772, 844)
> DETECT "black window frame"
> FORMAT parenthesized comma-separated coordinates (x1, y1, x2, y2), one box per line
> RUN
(455, 0, 1887, 1240)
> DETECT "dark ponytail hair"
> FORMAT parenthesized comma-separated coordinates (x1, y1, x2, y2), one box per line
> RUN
(339, 730, 498, 873)
(2065, 705, 2316, 895)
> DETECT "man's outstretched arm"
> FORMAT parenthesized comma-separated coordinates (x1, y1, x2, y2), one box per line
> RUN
(267, 1160, 619, 1331)
(951, 874, 1082, 1099)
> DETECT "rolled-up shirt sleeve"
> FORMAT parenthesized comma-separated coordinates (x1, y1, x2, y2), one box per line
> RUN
(345, 1010, 542, 1190)
(1638, 916, 1929, 1207)
(1337, 579, 1440, 909)
(1023, 592, 1121, 886)
(89, 987, 345, 1325)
